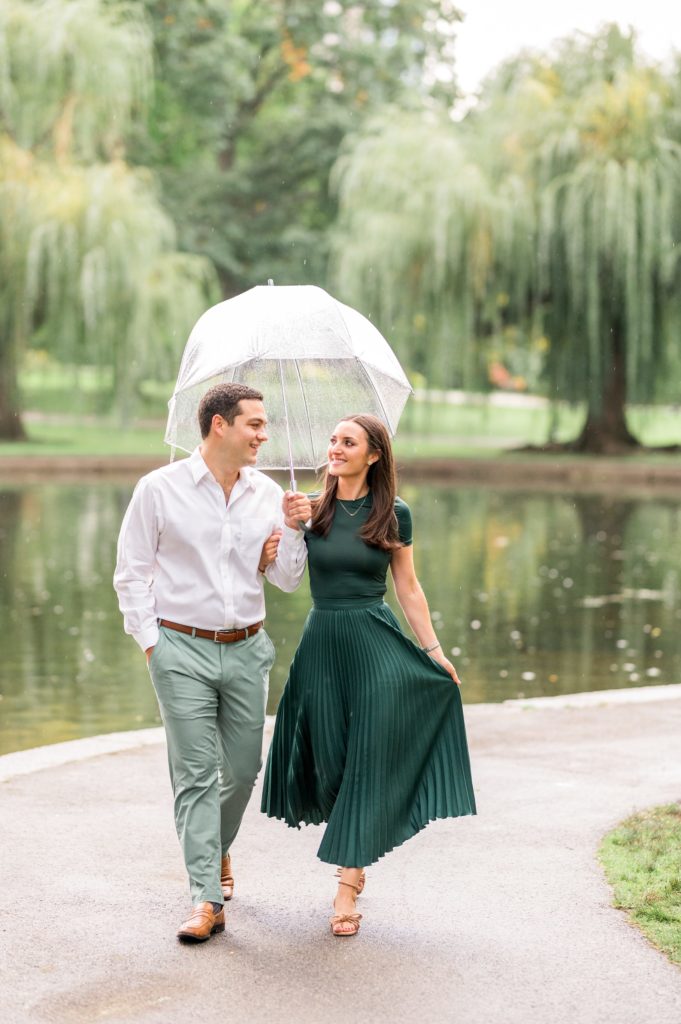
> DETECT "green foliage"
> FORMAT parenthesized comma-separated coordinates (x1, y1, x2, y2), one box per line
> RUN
(0, 0, 151, 159)
(0, 0, 218, 436)
(600, 803, 681, 964)
(332, 111, 533, 386)
(130, 0, 462, 291)
(332, 25, 681, 447)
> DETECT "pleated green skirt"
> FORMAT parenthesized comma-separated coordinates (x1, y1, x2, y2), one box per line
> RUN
(261, 599, 476, 867)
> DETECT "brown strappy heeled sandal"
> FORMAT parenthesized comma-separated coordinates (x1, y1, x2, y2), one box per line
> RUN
(330, 880, 363, 937)
(335, 867, 366, 895)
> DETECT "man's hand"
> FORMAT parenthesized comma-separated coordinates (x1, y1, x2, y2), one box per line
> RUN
(258, 529, 282, 573)
(283, 491, 312, 530)
(145, 646, 154, 663)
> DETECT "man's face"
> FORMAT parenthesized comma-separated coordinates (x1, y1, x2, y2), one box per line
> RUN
(218, 399, 269, 466)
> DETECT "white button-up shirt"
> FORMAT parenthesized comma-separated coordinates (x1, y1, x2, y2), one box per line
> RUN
(113, 448, 307, 651)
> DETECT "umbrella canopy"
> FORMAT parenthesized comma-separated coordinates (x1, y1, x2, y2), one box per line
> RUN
(165, 284, 412, 473)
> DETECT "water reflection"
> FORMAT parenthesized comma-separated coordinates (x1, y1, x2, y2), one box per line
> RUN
(1, 480, 680, 755)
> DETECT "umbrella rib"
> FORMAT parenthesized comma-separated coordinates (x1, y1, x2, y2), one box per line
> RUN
(292, 358, 316, 466)
(354, 358, 394, 433)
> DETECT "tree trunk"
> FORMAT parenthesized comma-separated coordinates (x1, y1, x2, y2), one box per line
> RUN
(570, 320, 639, 454)
(0, 337, 26, 440)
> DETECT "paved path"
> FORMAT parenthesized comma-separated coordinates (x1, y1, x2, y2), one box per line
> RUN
(2, 688, 681, 1024)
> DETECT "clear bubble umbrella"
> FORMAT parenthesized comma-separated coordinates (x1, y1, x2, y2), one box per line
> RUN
(165, 283, 413, 488)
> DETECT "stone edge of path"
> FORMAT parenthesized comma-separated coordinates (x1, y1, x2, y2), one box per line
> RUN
(2, 683, 681, 785)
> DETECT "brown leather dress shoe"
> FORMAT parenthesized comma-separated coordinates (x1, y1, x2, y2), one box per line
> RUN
(220, 854, 234, 901)
(177, 902, 225, 943)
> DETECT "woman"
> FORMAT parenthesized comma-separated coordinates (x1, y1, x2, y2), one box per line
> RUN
(261, 414, 476, 936)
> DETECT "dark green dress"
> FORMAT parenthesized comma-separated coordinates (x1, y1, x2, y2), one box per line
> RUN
(261, 493, 476, 867)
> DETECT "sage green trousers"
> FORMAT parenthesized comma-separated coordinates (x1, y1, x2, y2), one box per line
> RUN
(148, 624, 275, 905)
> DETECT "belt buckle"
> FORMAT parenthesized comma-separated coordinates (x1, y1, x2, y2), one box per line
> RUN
(213, 628, 236, 643)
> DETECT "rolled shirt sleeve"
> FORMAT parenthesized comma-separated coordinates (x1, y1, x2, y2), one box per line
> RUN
(264, 523, 307, 592)
(113, 477, 160, 652)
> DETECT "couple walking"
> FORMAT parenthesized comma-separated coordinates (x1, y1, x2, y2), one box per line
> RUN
(114, 382, 475, 942)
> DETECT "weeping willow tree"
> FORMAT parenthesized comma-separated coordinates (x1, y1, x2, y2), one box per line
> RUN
(333, 26, 681, 453)
(524, 29, 681, 451)
(332, 112, 535, 389)
(0, 0, 217, 439)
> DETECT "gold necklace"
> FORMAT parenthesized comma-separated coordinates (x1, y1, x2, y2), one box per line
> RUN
(337, 494, 368, 517)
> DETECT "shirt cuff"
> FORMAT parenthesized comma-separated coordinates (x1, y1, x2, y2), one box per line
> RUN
(134, 624, 160, 653)
(280, 522, 307, 542)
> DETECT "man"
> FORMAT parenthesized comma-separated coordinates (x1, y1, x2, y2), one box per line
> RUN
(114, 382, 310, 943)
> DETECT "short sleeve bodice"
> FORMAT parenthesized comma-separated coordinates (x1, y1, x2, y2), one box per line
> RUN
(305, 494, 412, 605)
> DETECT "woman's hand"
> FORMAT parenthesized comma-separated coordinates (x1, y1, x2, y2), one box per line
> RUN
(258, 529, 282, 573)
(283, 491, 312, 530)
(427, 646, 461, 685)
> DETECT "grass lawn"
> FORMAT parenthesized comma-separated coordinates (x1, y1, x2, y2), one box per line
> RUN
(600, 803, 681, 965)
(1, 393, 681, 460)
(0, 422, 167, 457)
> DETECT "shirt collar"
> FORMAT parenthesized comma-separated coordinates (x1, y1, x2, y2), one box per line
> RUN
(239, 466, 259, 491)
(189, 447, 211, 485)
(189, 448, 258, 491)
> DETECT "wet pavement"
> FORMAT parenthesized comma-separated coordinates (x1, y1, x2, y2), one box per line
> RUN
(2, 687, 681, 1024)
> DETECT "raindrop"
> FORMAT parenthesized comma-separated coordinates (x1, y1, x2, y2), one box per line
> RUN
(548, 674, 559, 683)
(470, 620, 482, 630)
(521, 671, 536, 681)
(548, 568, 559, 579)
(450, 646, 461, 656)
(562, 578, 574, 589)
(499, 670, 509, 678)
(616, 639, 628, 649)
(83, 649, 96, 663)
(68, 627, 80, 637)
(629, 673, 640, 682)
(646, 667, 661, 677)
(651, 627, 662, 638)
(53, 605, 64, 615)
(622, 662, 636, 672)
(609, 664, 619, 671)
(596, 531, 607, 541)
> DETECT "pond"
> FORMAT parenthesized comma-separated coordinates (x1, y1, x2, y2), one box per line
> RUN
(1, 478, 680, 755)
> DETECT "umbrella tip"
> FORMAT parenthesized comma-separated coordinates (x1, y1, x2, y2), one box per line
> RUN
(267, 278, 274, 286)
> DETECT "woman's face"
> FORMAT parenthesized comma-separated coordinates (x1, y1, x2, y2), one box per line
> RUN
(327, 420, 374, 480)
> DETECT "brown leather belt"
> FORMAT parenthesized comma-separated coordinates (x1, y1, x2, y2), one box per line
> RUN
(159, 619, 263, 643)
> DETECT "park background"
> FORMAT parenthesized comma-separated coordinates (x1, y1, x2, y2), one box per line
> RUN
(3, 0, 681, 757)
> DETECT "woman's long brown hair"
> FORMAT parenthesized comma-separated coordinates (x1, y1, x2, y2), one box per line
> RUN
(310, 414, 401, 551)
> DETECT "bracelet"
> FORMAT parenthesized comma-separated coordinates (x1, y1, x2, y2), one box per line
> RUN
(422, 641, 441, 654)
(258, 565, 266, 575)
